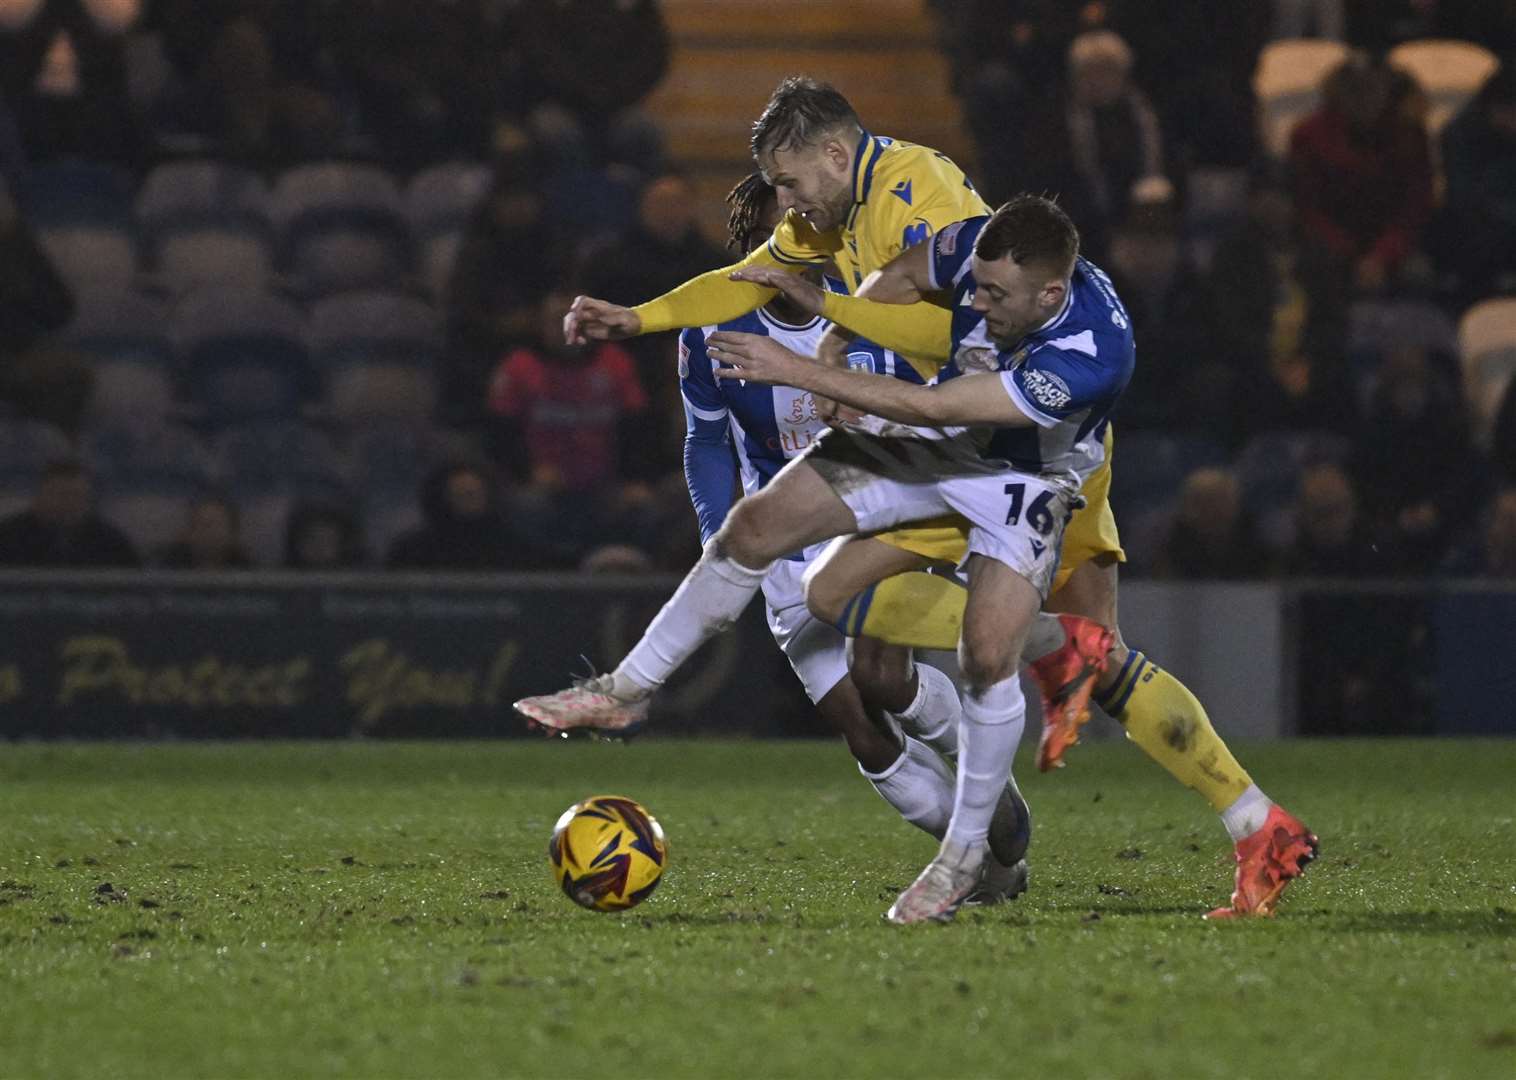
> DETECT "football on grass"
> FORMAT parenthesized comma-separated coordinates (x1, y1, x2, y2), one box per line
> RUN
(549, 795, 668, 911)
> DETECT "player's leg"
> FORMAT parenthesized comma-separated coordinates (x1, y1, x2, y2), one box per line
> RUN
(514, 458, 858, 734)
(1051, 552, 1317, 918)
(807, 535, 1032, 889)
(888, 553, 1041, 924)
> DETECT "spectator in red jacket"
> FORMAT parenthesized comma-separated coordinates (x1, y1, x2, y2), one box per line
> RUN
(1289, 54, 1434, 295)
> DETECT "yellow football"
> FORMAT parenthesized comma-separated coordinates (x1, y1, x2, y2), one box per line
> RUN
(549, 795, 668, 911)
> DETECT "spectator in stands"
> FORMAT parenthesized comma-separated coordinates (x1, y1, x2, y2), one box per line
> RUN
(1116, 0, 1268, 168)
(0, 175, 91, 437)
(517, 0, 669, 148)
(0, 458, 137, 566)
(1153, 467, 1271, 580)
(283, 501, 364, 569)
(1442, 487, 1516, 578)
(1102, 192, 1222, 433)
(579, 171, 727, 452)
(140, 0, 347, 165)
(1270, 0, 1344, 39)
(1438, 66, 1516, 300)
(488, 289, 655, 558)
(1353, 345, 1478, 569)
(1282, 461, 1395, 576)
(1018, 30, 1169, 261)
(386, 459, 541, 571)
(0, 0, 144, 165)
(158, 494, 252, 569)
(1289, 54, 1434, 297)
(444, 125, 558, 422)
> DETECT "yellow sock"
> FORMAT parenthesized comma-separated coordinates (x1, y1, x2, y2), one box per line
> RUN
(1094, 651, 1253, 812)
(838, 572, 966, 651)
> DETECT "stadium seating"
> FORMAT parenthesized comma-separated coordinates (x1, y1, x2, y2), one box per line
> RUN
(1347, 298, 1460, 407)
(1388, 39, 1500, 133)
(171, 286, 315, 427)
(310, 289, 440, 427)
(36, 225, 138, 293)
(1235, 430, 1353, 548)
(86, 424, 216, 555)
(215, 422, 350, 565)
(1253, 39, 1351, 158)
(1182, 167, 1250, 273)
(0, 419, 75, 490)
(272, 163, 411, 296)
(405, 162, 489, 300)
(16, 159, 135, 228)
(137, 161, 276, 295)
(1457, 297, 1516, 445)
(64, 289, 177, 429)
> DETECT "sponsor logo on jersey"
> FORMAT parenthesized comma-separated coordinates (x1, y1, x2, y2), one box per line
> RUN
(1020, 368, 1073, 412)
(891, 179, 913, 206)
(937, 221, 962, 257)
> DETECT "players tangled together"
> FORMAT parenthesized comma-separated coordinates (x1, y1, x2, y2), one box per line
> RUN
(516, 77, 1319, 924)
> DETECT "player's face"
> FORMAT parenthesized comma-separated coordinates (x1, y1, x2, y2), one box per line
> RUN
(759, 139, 853, 233)
(969, 255, 1067, 347)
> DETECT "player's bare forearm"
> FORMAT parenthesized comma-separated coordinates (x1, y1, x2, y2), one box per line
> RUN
(706, 331, 1031, 428)
(855, 240, 934, 305)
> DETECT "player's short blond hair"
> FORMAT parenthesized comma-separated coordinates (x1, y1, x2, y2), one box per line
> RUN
(750, 76, 862, 157)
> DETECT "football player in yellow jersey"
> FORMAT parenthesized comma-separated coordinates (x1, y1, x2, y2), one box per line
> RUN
(555, 77, 1315, 917)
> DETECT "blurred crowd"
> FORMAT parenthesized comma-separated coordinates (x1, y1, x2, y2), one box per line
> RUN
(0, 0, 1514, 583)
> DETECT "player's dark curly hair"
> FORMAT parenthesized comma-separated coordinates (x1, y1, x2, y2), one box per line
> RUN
(750, 76, 862, 156)
(974, 195, 1080, 275)
(724, 172, 776, 252)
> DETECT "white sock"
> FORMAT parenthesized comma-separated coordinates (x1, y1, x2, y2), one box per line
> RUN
(1021, 611, 1067, 663)
(945, 676, 1027, 849)
(1219, 784, 1273, 842)
(613, 540, 768, 697)
(861, 735, 955, 839)
(889, 662, 962, 758)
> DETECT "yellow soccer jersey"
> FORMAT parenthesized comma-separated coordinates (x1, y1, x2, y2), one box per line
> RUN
(766, 133, 989, 293)
(632, 133, 987, 376)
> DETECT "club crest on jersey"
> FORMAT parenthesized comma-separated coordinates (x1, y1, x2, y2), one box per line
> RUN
(1021, 368, 1072, 411)
(847, 352, 874, 372)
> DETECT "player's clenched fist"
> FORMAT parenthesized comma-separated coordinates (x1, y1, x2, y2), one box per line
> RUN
(563, 295, 641, 345)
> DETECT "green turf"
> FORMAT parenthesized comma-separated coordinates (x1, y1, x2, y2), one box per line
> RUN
(1, 739, 1513, 1080)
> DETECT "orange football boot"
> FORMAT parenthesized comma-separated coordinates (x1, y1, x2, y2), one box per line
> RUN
(1205, 804, 1319, 919)
(1029, 613, 1115, 771)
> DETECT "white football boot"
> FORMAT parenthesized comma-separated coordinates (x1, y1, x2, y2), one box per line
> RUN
(886, 839, 984, 925)
(514, 674, 650, 738)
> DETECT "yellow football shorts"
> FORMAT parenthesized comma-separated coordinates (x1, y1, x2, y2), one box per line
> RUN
(872, 426, 1125, 596)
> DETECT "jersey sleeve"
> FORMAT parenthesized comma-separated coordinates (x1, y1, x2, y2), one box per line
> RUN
(926, 216, 986, 291)
(632, 213, 841, 334)
(875, 144, 990, 262)
(678, 327, 736, 544)
(842, 340, 927, 384)
(1000, 337, 1129, 429)
(819, 293, 953, 370)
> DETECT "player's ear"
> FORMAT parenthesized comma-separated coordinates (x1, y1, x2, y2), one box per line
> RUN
(821, 135, 852, 174)
(1040, 280, 1067, 310)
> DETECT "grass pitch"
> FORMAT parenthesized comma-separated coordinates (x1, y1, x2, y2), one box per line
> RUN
(2, 738, 1513, 1080)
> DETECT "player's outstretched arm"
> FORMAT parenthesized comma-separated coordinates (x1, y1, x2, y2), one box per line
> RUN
(707, 331, 1032, 428)
(822, 242, 950, 369)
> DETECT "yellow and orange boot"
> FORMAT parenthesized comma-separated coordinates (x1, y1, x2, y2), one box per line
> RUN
(1205, 804, 1319, 918)
(1029, 613, 1115, 772)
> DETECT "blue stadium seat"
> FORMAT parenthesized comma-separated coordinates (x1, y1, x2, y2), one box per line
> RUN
(310, 290, 440, 426)
(405, 162, 490, 240)
(215, 421, 350, 564)
(172, 286, 315, 426)
(37, 226, 138, 292)
(272, 163, 411, 296)
(0, 419, 75, 489)
(1234, 430, 1353, 516)
(137, 161, 276, 295)
(16, 159, 135, 227)
(65, 290, 177, 429)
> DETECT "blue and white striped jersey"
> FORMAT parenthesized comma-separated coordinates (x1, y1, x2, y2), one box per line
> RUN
(926, 215, 1135, 484)
(679, 304, 922, 556)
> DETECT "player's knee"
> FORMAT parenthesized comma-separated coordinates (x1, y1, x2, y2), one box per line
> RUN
(958, 630, 1018, 693)
(716, 500, 777, 569)
(849, 638, 913, 706)
(802, 563, 849, 624)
